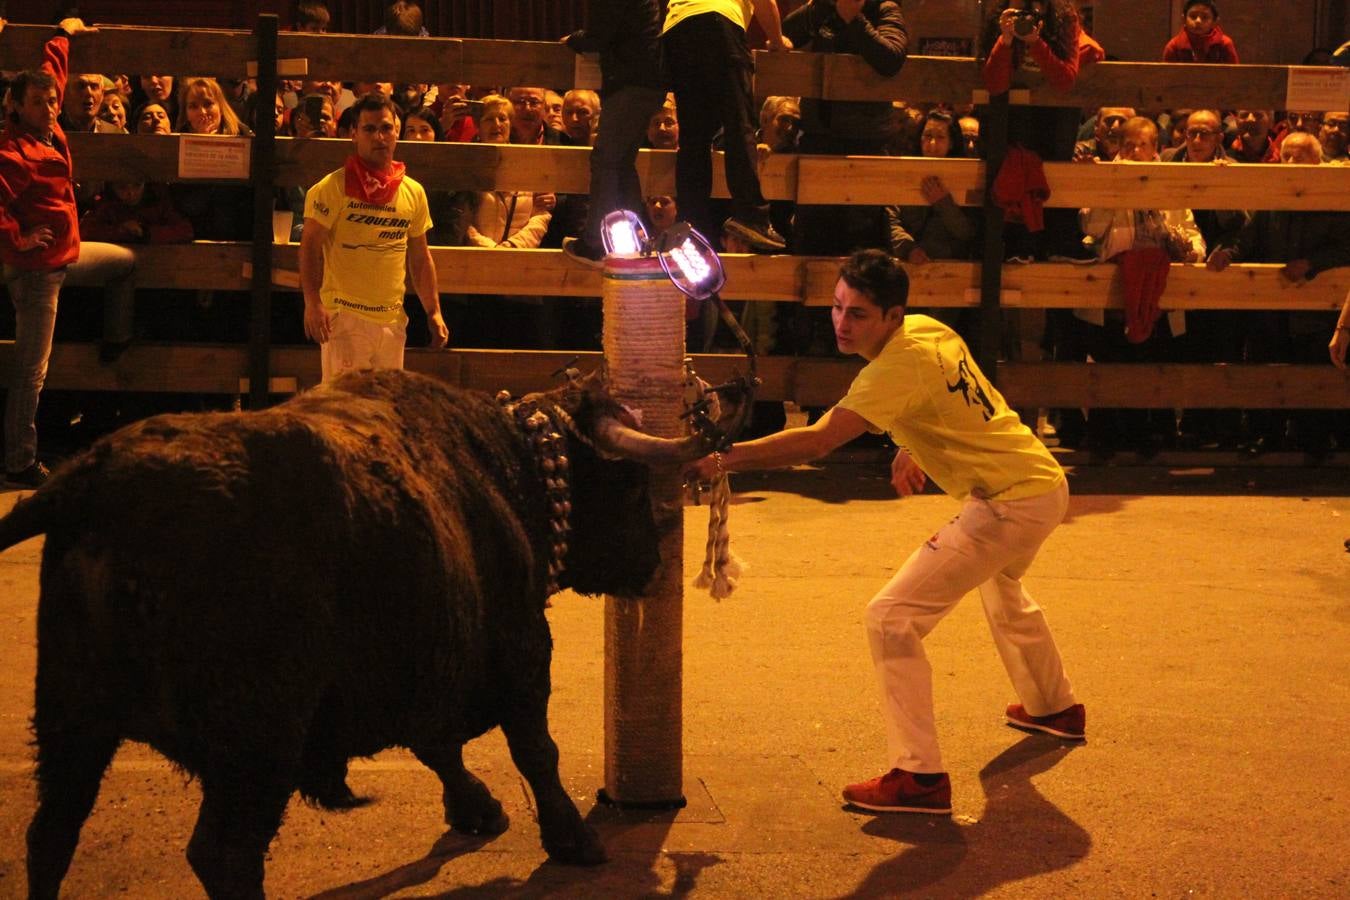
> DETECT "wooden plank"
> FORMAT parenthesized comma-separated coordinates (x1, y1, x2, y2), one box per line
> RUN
(754, 50, 1310, 113)
(65, 133, 1347, 211)
(121, 245, 1350, 312)
(7, 343, 1345, 409)
(797, 156, 1350, 211)
(998, 363, 1350, 409)
(1, 24, 254, 78)
(1, 25, 1331, 115)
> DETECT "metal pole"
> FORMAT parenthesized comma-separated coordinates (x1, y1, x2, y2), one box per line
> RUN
(248, 13, 278, 408)
(978, 91, 1010, 384)
(598, 255, 687, 808)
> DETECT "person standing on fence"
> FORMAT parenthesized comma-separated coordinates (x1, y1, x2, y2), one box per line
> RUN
(662, 0, 792, 252)
(560, 0, 665, 267)
(0, 16, 138, 488)
(300, 93, 448, 383)
(685, 249, 1084, 815)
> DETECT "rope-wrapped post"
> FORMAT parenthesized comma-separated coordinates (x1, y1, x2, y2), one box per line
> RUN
(599, 255, 687, 808)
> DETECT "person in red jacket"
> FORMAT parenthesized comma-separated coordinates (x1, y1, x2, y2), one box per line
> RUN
(1162, 0, 1239, 64)
(0, 16, 136, 487)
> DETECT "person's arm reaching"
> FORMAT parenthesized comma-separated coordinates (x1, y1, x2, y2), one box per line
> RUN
(686, 405, 871, 481)
(750, 0, 791, 51)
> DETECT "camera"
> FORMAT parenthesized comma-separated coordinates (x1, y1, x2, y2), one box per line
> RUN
(1012, 12, 1039, 36)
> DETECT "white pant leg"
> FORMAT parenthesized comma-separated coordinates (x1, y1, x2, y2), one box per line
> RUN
(977, 481, 1076, 718)
(321, 313, 407, 383)
(864, 481, 1070, 773)
(371, 319, 407, 370)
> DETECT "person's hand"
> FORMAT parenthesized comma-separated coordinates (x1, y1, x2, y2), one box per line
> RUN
(756, 141, 772, 165)
(427, 310, 449, 349)
(907, 247, 931, 265)
(303, 300, 332, 344)
(683, 454, 720, 486)
(919, 175, 949, 205)
(1206, 248, 1232, 272)
(1072, 143, 1098, 163)
(16, 225, 54, 253)
(0, 19, 7, 36)
(1330, 326, 1349, 369)
(534, 192, 557, 212)
(118, 220, 145, 240)
(57, 17, 96, 35)
(447, 97, 472, 122)
(768, 33, 792, 52)
(890, 449, 927, 497)
(1281, 258, 1312, 283)
(835, 0, 865, 23)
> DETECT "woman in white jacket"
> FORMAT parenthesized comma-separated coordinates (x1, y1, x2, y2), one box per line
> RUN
(463, 95, 552, 248)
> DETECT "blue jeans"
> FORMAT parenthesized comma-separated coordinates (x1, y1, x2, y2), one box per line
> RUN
(3, 241, 135, 471)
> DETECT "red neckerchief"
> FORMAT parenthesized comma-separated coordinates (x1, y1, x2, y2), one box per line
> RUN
(344, 153, 406, 205)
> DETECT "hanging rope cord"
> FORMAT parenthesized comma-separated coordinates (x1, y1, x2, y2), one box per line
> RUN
(685, 293, 758, 600)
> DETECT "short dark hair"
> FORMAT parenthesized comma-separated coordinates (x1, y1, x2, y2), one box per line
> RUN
(383, 1, 424, 36)
(351, 91, 401, 123)
(6, 69, 58, 120)
(295, 1, 330, 30)
(839, 249, 910, 314)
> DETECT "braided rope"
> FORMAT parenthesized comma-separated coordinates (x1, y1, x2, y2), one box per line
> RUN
(691, 459, 745, 600)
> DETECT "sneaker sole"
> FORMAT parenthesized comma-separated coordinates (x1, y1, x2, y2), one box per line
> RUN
(1005, 717, 1086, 740)
(843, 797, 952, 815)
(722, 221, 786, 253)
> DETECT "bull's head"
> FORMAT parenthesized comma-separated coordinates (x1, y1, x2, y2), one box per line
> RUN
(520, 370, 751, 597)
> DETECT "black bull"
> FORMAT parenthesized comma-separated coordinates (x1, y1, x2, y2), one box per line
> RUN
(0, 369, 737, 899)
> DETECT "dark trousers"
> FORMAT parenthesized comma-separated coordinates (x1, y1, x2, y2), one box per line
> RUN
(581, 84, 665, 250)
(664, 12, 769, 236)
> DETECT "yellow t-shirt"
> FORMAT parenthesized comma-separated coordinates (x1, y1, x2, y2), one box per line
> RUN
(664, 0, 753, 33)
(836, 315, 1064, 502)
(304, 169, 431, 326)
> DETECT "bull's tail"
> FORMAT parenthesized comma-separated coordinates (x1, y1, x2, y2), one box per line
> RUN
(0, 490, 54, 553)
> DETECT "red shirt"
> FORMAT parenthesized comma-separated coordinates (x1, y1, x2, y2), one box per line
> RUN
(983, 20, 1083, 95)
(0, 33, 80, 271)
(1162, 25, 1239, 64)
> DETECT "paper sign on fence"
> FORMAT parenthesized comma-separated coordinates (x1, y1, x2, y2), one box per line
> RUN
(178, 135, 251, 180)
(1285, 67, 1350, 113)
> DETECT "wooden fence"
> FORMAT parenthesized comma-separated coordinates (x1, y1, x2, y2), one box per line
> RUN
(1, 19, 1348, 411)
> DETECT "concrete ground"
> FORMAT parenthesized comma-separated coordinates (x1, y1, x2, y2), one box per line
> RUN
(0, 462, 1347, 898)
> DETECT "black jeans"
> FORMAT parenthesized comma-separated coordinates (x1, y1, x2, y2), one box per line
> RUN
(582, 84, 666, 250)
(664, 12, 769, 236)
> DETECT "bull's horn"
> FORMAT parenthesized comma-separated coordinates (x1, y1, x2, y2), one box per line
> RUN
(592, 416, 714, 463)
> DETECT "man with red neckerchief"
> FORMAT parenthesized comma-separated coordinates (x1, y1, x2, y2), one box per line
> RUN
(300, 93, 448, 383)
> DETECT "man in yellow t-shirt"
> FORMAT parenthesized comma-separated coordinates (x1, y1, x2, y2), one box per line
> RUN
(687, 249, 1084, 815)
(301, 93, 448, 383)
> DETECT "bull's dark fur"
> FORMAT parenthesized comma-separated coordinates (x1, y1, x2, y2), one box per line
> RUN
(4, 369, 665, 899)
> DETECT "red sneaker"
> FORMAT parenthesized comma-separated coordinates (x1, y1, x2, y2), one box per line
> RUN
(842, 769, 952, 814)
(1005, 702, 1086, 739)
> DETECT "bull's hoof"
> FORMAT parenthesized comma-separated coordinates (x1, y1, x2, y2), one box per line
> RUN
(543, 825, 607, 866)
(304, 781, 373, 811)
(451, 807, 510, 836)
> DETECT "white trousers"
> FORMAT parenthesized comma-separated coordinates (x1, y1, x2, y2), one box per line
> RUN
(864, 480, 1076, 773)
(320, 311, 407, 383)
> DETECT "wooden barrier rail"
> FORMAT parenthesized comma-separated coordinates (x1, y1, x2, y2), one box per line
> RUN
(2, 343, 1343, 410)
(140, 243, 1350, 312)
(4, 24, 1337, 114)
(68, 134, 1350, 213)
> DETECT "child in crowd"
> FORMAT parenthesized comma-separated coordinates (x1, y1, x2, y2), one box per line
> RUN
(80, 179, 194, 244)
(1162, 0, 1239, 64)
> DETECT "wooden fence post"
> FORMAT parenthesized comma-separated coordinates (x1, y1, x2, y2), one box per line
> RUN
(249, 14, 279, 407)
(978, 92, 1010, 384)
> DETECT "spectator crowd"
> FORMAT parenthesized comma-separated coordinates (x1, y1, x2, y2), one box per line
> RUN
(3, 0, 1348, 461)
